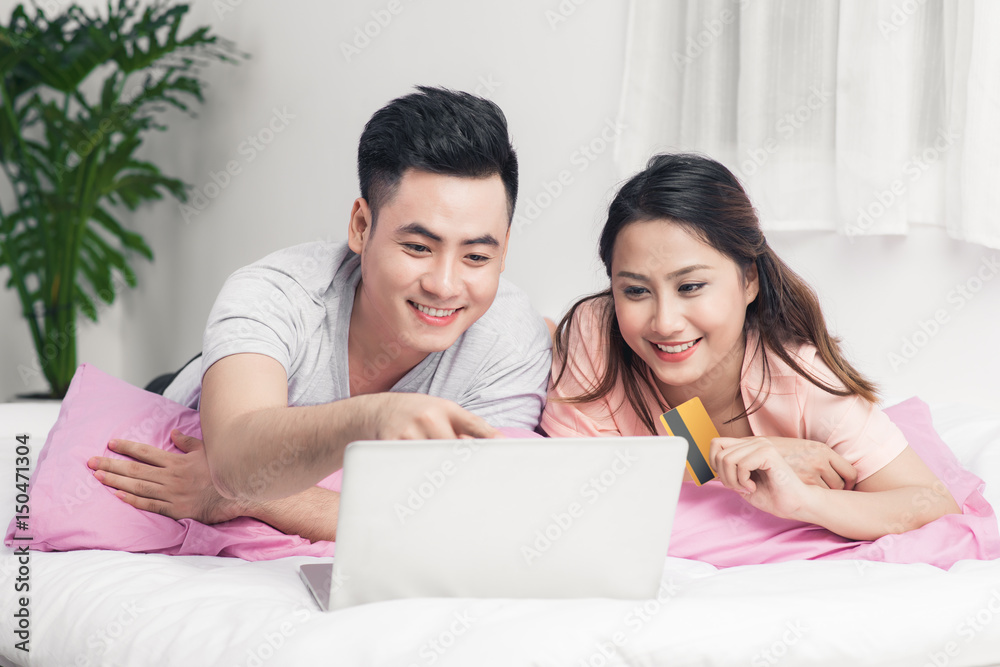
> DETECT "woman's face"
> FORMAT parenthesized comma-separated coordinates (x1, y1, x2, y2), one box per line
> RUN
(610, 219, 759, 399)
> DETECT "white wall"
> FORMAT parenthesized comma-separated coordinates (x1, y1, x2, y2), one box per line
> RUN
(1, 0, 997, 413)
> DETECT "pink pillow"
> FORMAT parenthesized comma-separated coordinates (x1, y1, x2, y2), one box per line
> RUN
(667, 397, 1000, 568)
(3, 364, 543, 561)
(4, 364, 339, 559)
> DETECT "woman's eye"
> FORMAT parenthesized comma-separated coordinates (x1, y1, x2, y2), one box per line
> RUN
(679, 282, 705, 294)
(623, 286, 649, 297)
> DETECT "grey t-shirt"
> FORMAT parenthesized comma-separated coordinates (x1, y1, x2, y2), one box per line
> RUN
(165, 241, 552, 429)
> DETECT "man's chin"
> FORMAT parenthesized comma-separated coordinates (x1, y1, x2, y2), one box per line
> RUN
(405, 328, 466, 355)
(415, 337, 462, 355)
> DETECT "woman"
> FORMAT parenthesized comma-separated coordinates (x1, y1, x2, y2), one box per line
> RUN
(541, 153, 959, 540)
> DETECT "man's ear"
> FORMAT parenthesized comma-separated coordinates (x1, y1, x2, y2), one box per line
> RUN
(744, 261, 760, 305)
(500, 226, 511, 272)
(348, 198, 373, 255)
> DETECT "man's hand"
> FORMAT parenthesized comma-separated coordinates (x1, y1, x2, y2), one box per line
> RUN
(766, 436, 857, 490)
(199, 352, 503, 502)
(362, 393, 502, 441)
(88, 430, 246, 524)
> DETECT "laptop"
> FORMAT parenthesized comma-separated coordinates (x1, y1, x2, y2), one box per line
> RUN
(299, 436, 687, 611)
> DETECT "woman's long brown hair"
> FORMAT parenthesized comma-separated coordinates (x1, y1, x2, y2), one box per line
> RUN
(552, 153, 878, 435)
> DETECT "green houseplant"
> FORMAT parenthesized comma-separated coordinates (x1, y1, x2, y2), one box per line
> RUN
(0, 1, 241, 397)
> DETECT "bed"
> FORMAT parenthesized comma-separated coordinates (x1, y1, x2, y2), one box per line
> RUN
(3, 398, 1000, 667)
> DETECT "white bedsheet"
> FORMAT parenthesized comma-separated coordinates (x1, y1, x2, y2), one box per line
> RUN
(3, 551, 1000, 666)
(2, 401, 1000, 667)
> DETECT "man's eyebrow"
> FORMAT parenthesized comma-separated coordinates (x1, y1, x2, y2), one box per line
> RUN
(615, 264, 712, 281)
(396, 223, 500, 248)
(397, 223, 442, 243)
(462, 233, 500, 248)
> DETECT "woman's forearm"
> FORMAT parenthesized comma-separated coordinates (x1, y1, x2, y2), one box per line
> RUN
(797, 482, 960, 540)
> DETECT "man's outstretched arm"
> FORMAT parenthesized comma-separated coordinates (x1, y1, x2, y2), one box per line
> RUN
(89, 353, 498, 538)
(200, 352, 498, 502)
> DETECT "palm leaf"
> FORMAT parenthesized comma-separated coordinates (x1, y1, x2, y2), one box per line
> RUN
(0, 0, 243, 396)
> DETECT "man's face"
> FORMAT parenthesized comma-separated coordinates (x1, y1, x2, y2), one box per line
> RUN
(348, 169, 511, 356)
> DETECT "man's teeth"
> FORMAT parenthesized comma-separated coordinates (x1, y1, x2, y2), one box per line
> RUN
(655, 340, 697, 353)
(413, 302, 458, 318)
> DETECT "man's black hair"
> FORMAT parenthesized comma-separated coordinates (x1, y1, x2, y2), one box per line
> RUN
(357, 86, 518, 224)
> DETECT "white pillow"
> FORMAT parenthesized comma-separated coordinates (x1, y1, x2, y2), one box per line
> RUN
(0, 401, 62, 526)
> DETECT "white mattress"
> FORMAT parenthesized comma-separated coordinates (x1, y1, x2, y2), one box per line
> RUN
(2, 400, 1000, 667)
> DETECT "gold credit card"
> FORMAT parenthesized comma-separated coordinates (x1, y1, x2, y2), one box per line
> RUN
(659, 397, 719, 485)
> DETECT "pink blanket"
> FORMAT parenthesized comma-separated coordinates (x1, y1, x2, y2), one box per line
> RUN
(7, 363, 997, 568)
(667, 398, 1000, 568)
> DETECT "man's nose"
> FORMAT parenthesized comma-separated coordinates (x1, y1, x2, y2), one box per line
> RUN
(421, 256, 461, 300)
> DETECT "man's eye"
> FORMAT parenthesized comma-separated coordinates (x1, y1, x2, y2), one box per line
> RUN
(404, 243, 430, 253)
(467, 254, 490, 263)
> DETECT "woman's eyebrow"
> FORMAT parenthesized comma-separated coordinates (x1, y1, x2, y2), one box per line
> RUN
(615, 264, 712, 281)
(615, 270, 649, 281)
(665, 264, 711, 279)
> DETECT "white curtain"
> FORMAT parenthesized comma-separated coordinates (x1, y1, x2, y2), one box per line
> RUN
(616, 0, 1000, 248)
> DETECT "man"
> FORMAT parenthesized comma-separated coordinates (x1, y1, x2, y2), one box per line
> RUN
(88, 87, 552, 542)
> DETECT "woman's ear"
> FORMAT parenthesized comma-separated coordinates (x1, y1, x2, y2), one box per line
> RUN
(743, 261, 760, 305)
(348, 198, 373, 255)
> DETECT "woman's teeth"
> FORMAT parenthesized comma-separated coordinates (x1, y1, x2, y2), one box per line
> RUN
(654, 340, 697, 353)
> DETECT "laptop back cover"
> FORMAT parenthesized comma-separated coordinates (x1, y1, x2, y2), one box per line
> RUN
(328, 437, 687, 610)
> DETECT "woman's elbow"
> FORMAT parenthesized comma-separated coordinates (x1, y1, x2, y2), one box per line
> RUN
(893, 482, 961, 534)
